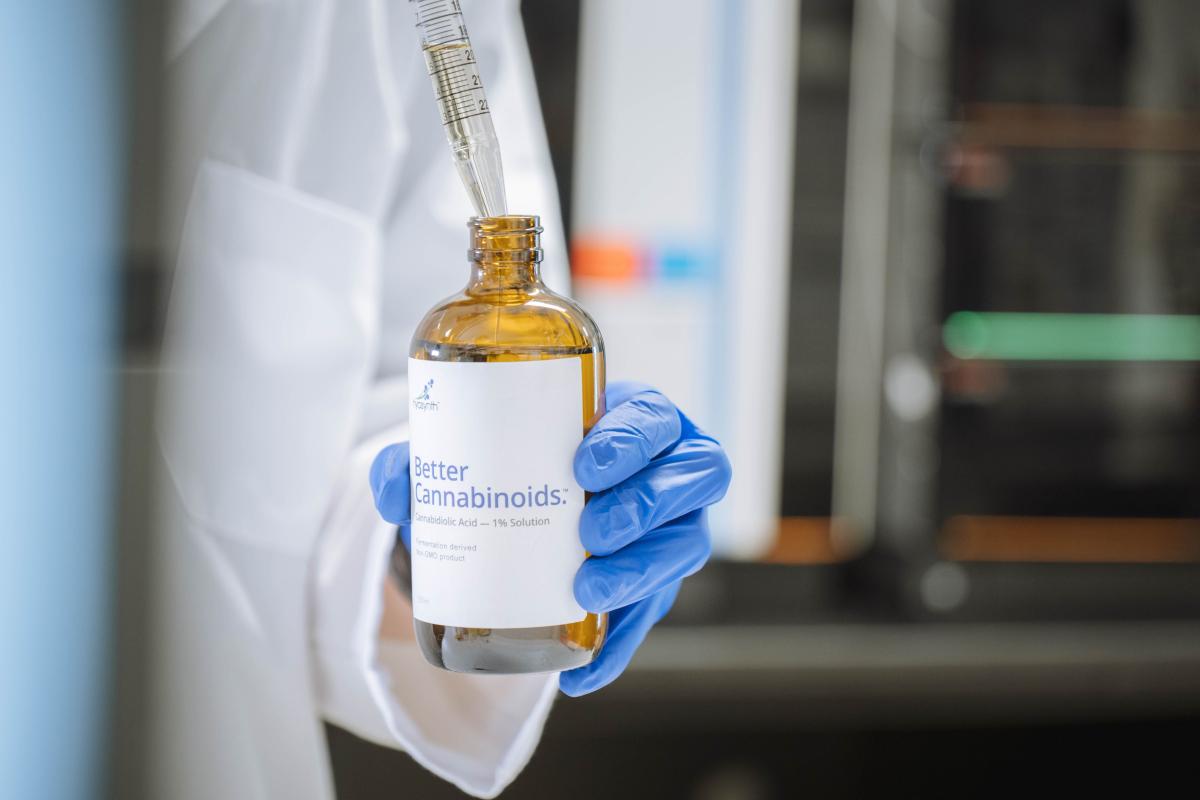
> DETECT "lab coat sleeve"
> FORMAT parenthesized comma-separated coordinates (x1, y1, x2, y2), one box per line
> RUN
(309, 405, 559, 799)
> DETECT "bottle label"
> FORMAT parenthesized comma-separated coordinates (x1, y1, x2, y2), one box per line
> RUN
(407, 357, 588, 629)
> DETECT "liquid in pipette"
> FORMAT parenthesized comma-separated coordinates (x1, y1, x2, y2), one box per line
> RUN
(411, 0, 508, 216)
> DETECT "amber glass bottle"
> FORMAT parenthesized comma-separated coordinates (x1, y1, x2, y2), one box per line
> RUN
(408, 215, 607, 673)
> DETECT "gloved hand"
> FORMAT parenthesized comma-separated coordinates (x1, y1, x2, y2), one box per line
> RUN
(369, 381, 731, 696)
(560, 381, 730, 695)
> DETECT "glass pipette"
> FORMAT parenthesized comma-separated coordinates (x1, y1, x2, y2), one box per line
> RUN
(410, 0, 508, 217)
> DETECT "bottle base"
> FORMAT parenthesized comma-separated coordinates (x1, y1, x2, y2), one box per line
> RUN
(414, 617, 606, 674)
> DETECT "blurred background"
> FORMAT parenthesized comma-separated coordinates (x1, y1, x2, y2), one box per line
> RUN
(6, 0, 1200, 798)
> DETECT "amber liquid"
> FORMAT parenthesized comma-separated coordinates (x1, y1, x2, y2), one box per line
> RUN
(409, 239, 607, 673)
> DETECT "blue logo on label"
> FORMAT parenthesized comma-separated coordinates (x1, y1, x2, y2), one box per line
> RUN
(413, 379, 439, 411)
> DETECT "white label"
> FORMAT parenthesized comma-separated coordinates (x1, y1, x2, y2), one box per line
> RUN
(407, 357, 587, 629)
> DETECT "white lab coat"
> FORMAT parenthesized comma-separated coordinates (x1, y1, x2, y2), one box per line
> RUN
(151, 1, 570, 798)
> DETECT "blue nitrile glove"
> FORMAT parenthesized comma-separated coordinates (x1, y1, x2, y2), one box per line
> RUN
(371, 441, 412, 549)
(368, 382, 731, 695)
(560, 381, 730, 695)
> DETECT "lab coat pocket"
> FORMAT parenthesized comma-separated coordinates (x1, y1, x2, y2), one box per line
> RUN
(159, 160, 378, 553)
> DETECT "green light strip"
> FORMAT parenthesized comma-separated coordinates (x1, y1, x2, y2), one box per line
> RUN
(943, 312, 1200, 361)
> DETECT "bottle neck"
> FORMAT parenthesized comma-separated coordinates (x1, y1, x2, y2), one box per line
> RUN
(469, 256, 542, 289)
(466, 215, 544, 292)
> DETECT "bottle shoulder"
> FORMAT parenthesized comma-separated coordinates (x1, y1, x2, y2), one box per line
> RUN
(410, 284, 605, 356)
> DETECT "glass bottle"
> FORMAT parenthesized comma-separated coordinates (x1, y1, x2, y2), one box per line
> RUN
(408, 214, 607, 673)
